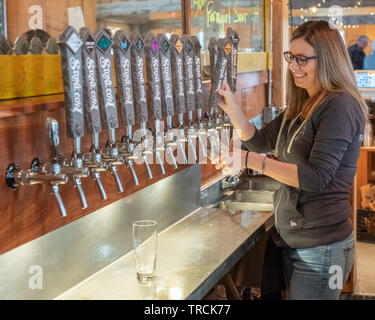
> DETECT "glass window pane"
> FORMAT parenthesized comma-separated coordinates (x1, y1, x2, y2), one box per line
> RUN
(191, 0, 264, 52)
(96, 0, 183, 38)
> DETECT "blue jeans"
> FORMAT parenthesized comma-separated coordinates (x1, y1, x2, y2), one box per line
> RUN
(282, 232, 355, 300)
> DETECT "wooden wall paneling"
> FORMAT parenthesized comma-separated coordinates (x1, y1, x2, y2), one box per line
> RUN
(182, 0, 191, 35)
(271, 0, 283, 108)
(356, 148, 368, 210)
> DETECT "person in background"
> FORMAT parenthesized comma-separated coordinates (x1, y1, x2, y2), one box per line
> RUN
(348, 35, 368, 70)
(217, 20, 367, 300)
(364, 40, 375, 70)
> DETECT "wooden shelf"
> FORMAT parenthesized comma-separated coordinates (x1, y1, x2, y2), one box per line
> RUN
(0, 94, 65, 119)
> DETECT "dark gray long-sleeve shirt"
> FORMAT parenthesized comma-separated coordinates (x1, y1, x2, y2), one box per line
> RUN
(243, 92, 366, 248)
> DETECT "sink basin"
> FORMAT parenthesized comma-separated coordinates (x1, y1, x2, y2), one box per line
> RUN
(234, 190, 274, 203)
(236, 176, 282, 191)
(220, 201, 274, 211)
(219, 189, 274, 211)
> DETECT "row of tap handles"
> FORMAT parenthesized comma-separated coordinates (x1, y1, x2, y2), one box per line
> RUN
(6, 26, 240, 217)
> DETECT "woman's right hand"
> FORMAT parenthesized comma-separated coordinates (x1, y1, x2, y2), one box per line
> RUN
(217, 80, 237, 117)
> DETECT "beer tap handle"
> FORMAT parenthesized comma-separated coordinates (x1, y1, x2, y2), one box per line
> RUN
(113, 30, 136, 133)
(130, 33, 154, 179)
(181, 34, 198, 162)
(94, 28, 124, 193)
(130, 33, 149, 124)
(144, 33, 163, 122)
(226, 28, 240, 93)
(94, 28, 119, 144)
(191, 36, 204, 121)
(58, 26, 85, 154)
(209, 37, 231, 117)
(157, 34, 175, 121)
(181, 34, 196, 124)
(80, 28, 102, 146)
(208, 37, 218, 96)
(170, 34, 186, 117)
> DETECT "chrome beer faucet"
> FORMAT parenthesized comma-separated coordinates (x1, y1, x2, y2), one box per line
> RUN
(79, 27, 108, 200)
(5, 120, 69, 217)
(58, 26, 89, 209)
(6, 159, 68, 217)
(94, 28, 124, 193)
(112, 30, 140, 186)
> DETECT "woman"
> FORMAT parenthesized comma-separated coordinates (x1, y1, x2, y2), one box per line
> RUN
(217, 20, 367, 299)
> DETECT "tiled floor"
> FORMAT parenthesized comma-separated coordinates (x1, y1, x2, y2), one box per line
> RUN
(355, 241, 375, 296)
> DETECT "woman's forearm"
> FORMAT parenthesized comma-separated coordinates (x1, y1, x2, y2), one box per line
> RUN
(246, 151, 299, 188)
(228, 107, 255, 141)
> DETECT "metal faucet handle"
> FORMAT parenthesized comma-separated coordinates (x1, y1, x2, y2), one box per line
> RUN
(81, 147, 108, 200)
(119, 136, 139, 185)
(46, 118, 63, 162)
(6, 160, 68, 217)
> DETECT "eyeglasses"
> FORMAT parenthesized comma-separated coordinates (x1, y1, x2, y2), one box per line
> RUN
(283, 51, 316, 66)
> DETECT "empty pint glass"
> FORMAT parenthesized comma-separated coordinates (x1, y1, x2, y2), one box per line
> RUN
(133, 220, 158, 282)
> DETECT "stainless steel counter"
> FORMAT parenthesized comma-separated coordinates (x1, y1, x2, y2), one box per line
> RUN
(56, 208, 274, 300)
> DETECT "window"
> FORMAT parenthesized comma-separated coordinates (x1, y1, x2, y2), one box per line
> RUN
(191, 0, 264, 52)
(96, 0, 183, 38)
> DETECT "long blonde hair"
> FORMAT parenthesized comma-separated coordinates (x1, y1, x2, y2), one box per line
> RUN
(286, 20, 368, 121)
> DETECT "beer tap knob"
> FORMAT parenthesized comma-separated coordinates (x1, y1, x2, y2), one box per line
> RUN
(94, 28, 124, 193)
(181, 34, 198, 162)
(157, 33, 178, 169)
(58, 27, 89, 209)
(170, 34, 189, 164)
(226, 28, 240, 94)
(6, 159, 68, 217)
(191, 35, 207, 159)
(207, 37, 232, 158)
(112, 30, 143, 185)
(144, 33, 167, 175)
(223, 28, 240, 145)
(130, 32, 154, 179)
(80, 27, 108, 200)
